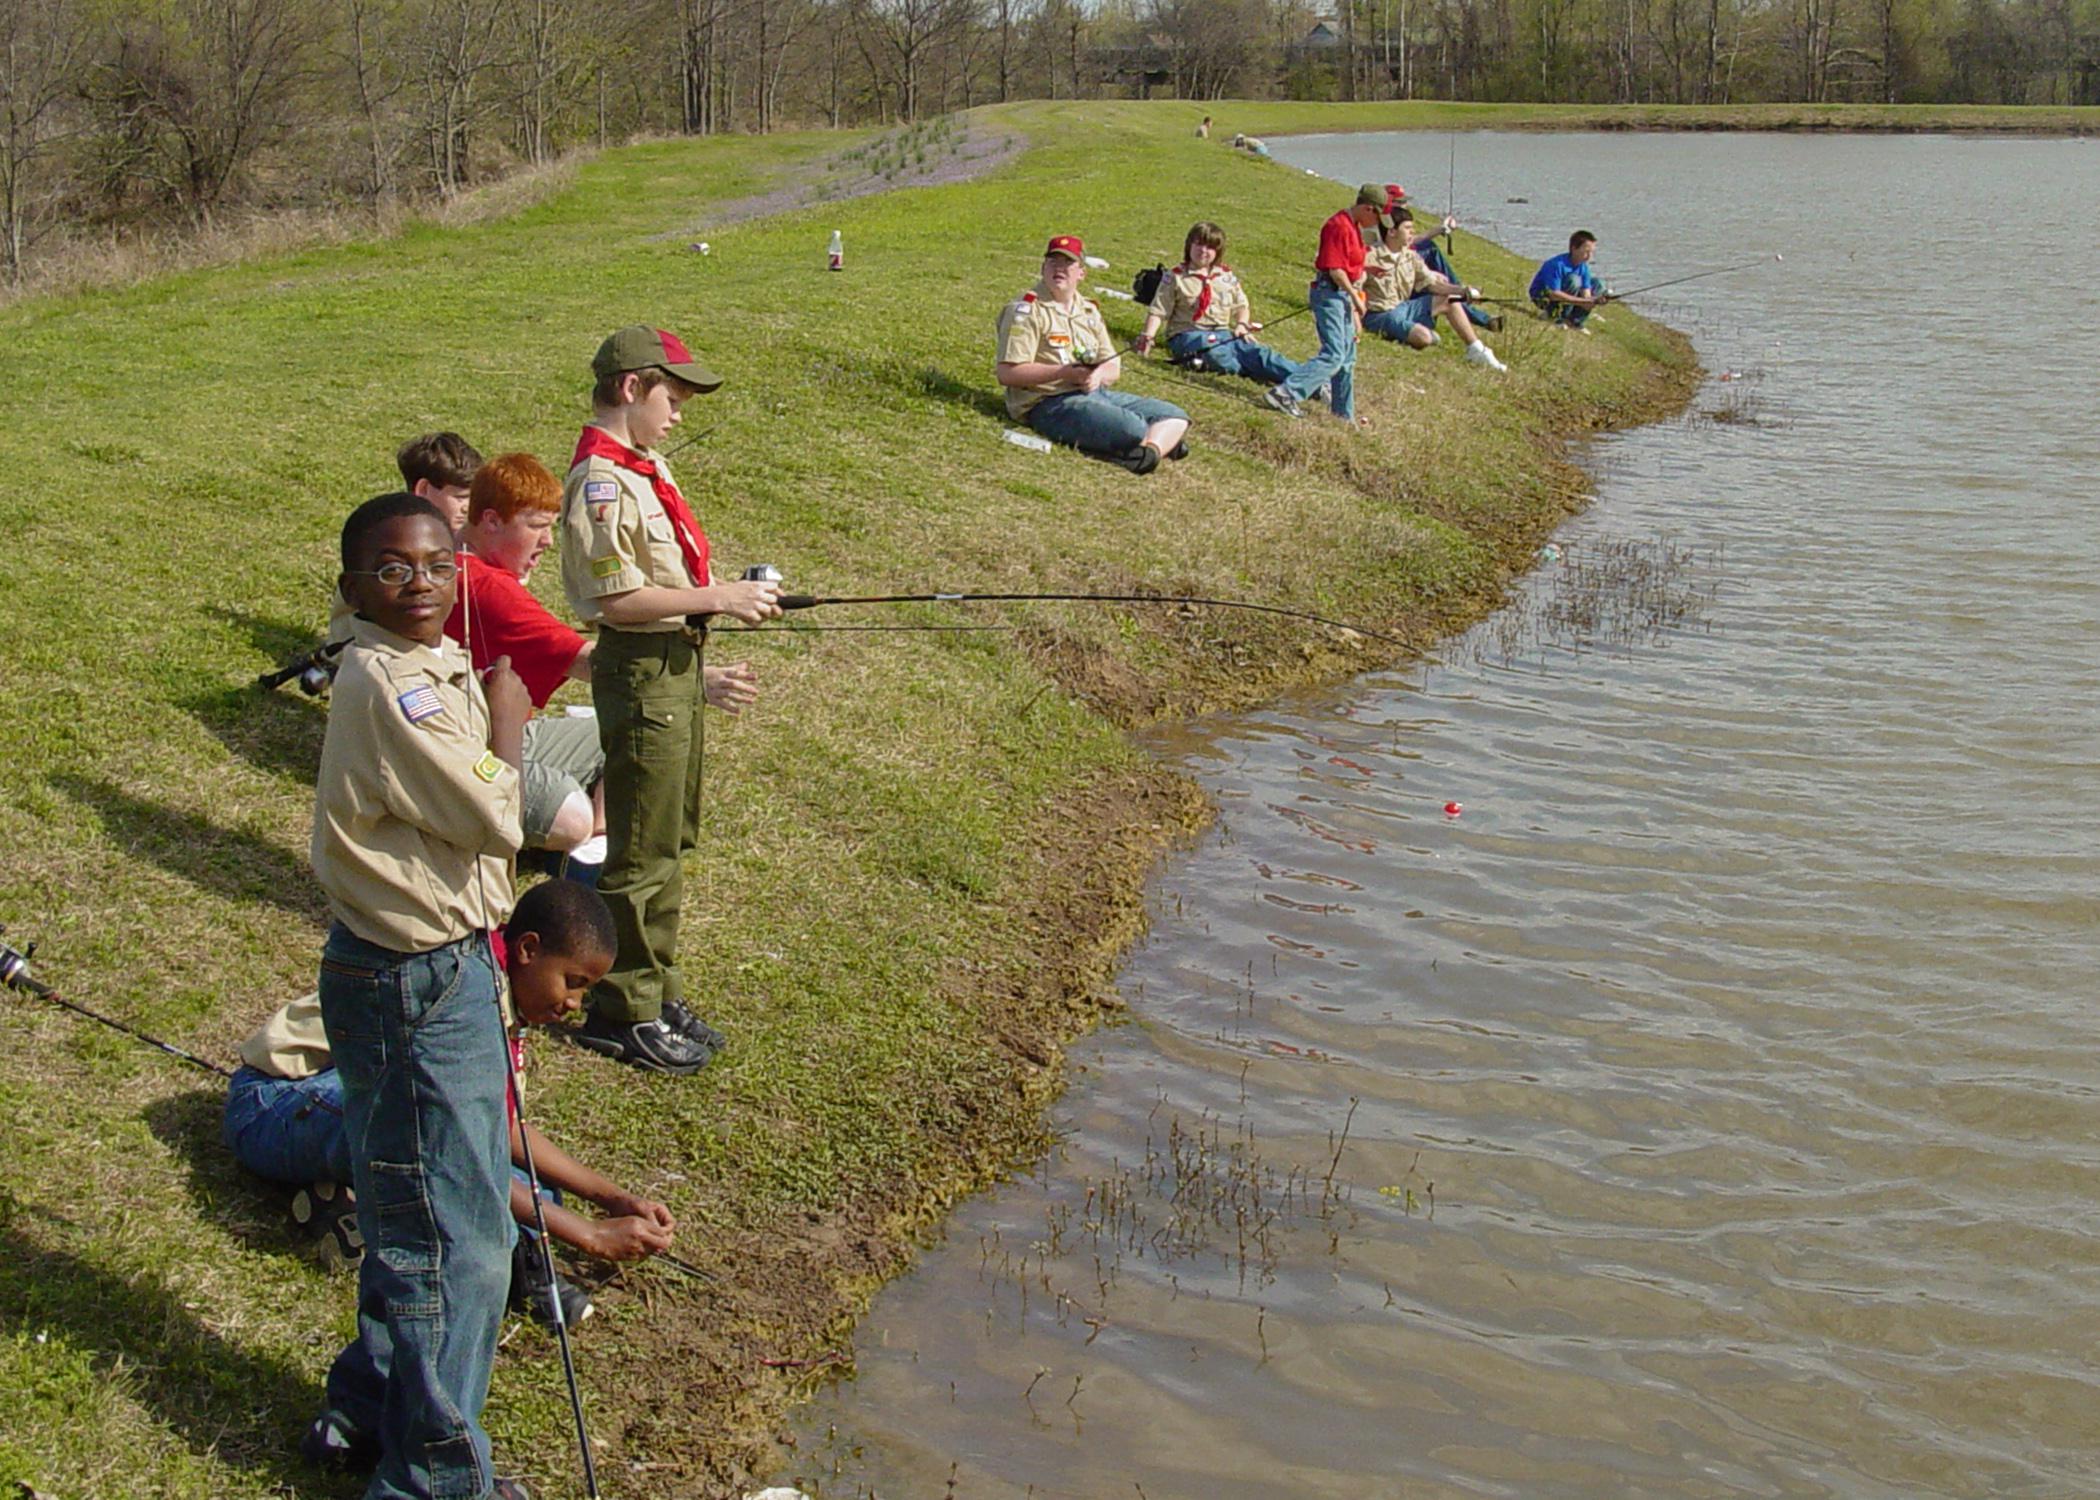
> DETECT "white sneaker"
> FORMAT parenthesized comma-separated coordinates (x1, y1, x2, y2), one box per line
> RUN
(1465, 342, 1507, 372)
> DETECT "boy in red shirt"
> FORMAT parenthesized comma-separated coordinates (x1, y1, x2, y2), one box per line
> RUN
(1264, 183, 1389, 426)
(447, 452, 760, 878)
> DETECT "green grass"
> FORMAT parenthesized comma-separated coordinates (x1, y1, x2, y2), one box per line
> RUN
(0, 101, 1692, 1497)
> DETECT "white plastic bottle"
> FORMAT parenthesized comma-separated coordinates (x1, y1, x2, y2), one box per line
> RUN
(1002, 428, 1053, 453)
(827, 229, 844, 271)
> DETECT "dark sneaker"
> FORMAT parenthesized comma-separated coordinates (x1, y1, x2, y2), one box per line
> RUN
(291, 1182, 363, 1273)
(1475, 310, 1505, 332)
(300, 1413, 378, 1474)
(659, 1001, 726, 1061)
(1165, 440, 1190, 462)
(1261, 385, 1301, 418)
(511, 1237, 595, 1330)
(572, 1012, 714, 1073)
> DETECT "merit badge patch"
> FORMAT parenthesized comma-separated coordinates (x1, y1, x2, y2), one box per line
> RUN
(591, 555, 624, 579)
(472, 751, 502, 783)
(396, 685, 445, 725)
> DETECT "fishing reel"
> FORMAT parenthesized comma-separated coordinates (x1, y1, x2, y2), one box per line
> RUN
(687, 564, 785, 634)
(256, 637, 346, 697)
(0, 923, 51, 998)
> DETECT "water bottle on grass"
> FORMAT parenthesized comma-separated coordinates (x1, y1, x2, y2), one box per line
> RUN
(1003, 429, 1053, 453)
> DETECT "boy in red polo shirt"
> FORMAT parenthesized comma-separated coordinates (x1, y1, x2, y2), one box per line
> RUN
(448, 452, 761, 881)
(1264, 183, 1389, 426)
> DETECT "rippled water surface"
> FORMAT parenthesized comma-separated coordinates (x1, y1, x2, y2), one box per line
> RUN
(781, 132, 2100, 1498)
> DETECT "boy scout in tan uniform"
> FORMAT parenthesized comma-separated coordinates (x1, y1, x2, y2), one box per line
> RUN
(995, 234, 1190, 474)
(304, 490, 531, 1496)
(1364, 214, 1508, 369)
(1130, 222, 1302, 390)
(560, 325, 783, 1074)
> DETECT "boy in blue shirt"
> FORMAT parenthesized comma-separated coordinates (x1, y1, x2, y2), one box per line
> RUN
(1530, 230, 1610, 329)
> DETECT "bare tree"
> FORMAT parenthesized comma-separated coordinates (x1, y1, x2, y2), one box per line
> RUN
(0, 0, 86, 280)
(416, 0, 505, 193)
(857, 0, 972, 118)
(338, 0, 410, 201)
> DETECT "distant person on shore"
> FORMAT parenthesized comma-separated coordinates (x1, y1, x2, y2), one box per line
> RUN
(1263, 184, 1388, 425)
(1131, 222, 1302, 391)
(996, 235, 1190, 474)
(1383, 185, 1501, 331)
(1197, 115, 1212, 139)
(1231, 132, 1270, 158)
(1364, 208, 1506, 371)
(1531, 230, 1610, 329)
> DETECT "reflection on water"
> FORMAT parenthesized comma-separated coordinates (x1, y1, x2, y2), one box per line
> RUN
(781, 132, 2100, 1498)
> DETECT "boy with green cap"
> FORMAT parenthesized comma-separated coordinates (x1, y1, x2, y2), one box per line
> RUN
(559, 326, 784, 1074)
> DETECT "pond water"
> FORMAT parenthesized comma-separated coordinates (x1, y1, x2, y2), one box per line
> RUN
(778, 131, 2100, 1498)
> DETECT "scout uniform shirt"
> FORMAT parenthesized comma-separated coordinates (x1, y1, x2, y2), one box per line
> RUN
(561, 429, 711, 633)
(996, 282, 1114, 420)
(311, 617, 522, 951)
(1364, 242, 1437, 314)
(1146, 264, 1252, 339)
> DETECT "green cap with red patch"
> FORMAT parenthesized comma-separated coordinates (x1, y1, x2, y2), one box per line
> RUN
(591, 325, 722, 393)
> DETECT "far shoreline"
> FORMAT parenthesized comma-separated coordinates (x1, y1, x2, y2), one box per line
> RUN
(1208, 99, 2100, 138)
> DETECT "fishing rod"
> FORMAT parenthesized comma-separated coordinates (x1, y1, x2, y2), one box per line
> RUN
(764, 590, 1404, 646)
(1446, 135, 1457, 261)
(661, 422, 721, 459)
(257, 637, 345, 695)
(1609, 252, 1782, 301)
(0, 924, 233, 1078)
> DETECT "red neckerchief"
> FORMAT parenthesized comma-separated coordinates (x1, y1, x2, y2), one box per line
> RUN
(1177, 262, 1229, 323)
(571, 425, 711, 587)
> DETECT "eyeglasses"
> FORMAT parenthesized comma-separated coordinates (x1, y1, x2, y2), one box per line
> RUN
(348, 560, 460, 587)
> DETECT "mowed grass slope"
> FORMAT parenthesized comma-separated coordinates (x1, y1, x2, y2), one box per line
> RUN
(0, 101, 1691, 1497)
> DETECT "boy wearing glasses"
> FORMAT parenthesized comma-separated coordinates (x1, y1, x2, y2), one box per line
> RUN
(302, 490, 536, 1498)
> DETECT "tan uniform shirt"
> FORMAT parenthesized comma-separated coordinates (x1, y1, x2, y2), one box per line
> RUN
(1365, 243, 1437, 314)
(311, 617, 522, 951)
(238, 992, 332, 1078)
(560, 444, 706, 634)
(1147, 265, 1251, 338)
(996, 284, 1114, 419)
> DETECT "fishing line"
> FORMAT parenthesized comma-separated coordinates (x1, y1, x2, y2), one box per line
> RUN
(769, 590, 1403, 646)
(1, 926, 234, 1078)
(1610, 252, 1782, 300)
(713, 622, 1016, 635)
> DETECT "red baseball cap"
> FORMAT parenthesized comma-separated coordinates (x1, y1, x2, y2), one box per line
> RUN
(1044, 234, 1085, 261)
(1385, 183, 1407, 208)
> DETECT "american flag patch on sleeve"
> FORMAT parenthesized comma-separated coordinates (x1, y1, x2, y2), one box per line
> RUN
(396, 685, 445, 724)
(584, 480, 618, 503)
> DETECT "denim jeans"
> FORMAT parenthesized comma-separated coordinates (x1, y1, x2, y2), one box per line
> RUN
(1413, 237, 1457, 282)
(314, 924, 511, 1500)
(1165, 328, 1301, 386)
(1277, 282, 1357, 420)
(1535, 294, 1593, 327)
(222, 1065, 352, 1185)
(1025, 390, 1187, 455)
(511, 1170, 560, 1244)
(1364, 295, 1435, 343)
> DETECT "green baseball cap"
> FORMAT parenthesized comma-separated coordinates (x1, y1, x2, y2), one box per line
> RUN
(591, 325, 723, 393)
(1354, 183, 1395, 231)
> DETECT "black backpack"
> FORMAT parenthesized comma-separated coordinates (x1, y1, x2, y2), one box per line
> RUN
(1132, 262, 1166, 307)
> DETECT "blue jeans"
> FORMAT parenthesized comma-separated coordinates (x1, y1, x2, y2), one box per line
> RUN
(1364, 295, 1435, 343)
(1536, 294, 1593, 328)
(315, 924, 512, 1500)
(1026, 390, 1187, 455)
(223, 1065, 352, 1186)
(1277, 282, 1356, 420)
(1414, 237, 1457, 282)
(1165, 328, 1301, 386)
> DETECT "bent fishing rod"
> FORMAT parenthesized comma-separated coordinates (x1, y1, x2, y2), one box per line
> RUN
(720, 588, 1404, 647)
(1609, 252, 1782, 301)
(0, 924, 233, 1078)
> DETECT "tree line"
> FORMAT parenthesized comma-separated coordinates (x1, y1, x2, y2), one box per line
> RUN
(2, 0, 2091, 285)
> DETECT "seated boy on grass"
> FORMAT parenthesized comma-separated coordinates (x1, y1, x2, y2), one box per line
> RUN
(1363, 209, 1507, 372)
(224, 878, 676, 1332)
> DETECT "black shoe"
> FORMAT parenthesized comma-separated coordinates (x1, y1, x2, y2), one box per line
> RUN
(572, 1012, 714, 1073)
(1474, 311, 1504, 332)
(511, 1237, 595, 1330)
(1165, 440, 1189, 461)
(659, 1000, 726, 1061)
(494, 1480, 534, 1500)
(300, 1413, 379, 1474)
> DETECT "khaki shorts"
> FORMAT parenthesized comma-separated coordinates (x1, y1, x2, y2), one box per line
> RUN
(520, 713, 605, 848)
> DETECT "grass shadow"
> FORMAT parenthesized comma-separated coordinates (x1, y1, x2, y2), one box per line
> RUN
(48, 773, 328, 922)
(183, 682, 328, 786)
(209, 605, 333, 668)
(0, 1195, 342, 1494)
(913, 365, 1009, 423)
(139, 1089, 306, 1264)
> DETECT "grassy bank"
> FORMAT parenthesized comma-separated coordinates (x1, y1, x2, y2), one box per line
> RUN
(0, 101, 1693, 1497)
(1208, 98, 2100, 134)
